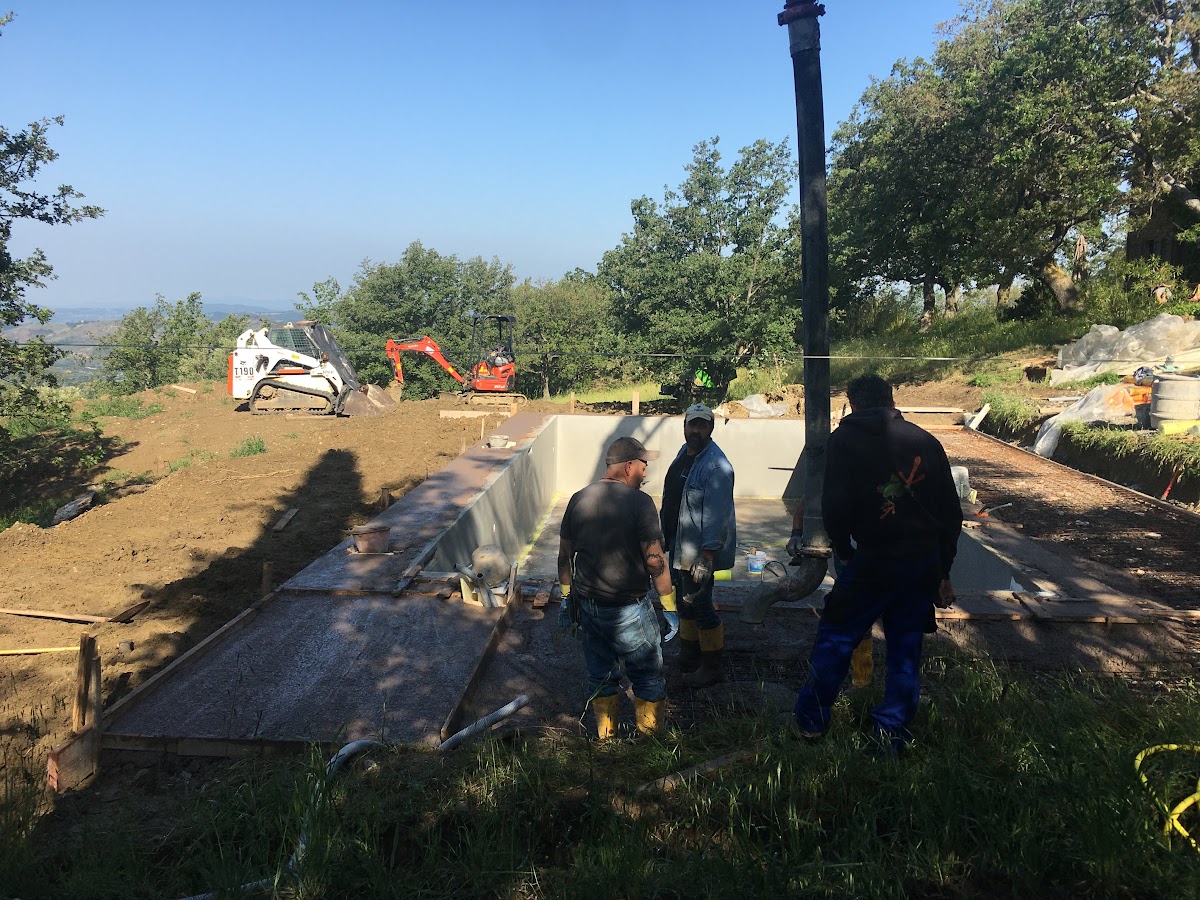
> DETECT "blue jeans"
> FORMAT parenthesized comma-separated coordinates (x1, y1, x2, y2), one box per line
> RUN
(577, 595, 666, 702)
(671, 568, 721, 631)
(793, 552, 939, 742)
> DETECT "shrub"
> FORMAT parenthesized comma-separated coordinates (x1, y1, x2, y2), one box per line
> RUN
(231, 436, 267, 457)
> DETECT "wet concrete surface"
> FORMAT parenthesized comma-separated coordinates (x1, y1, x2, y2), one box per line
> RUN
(107, 592, 504, 745)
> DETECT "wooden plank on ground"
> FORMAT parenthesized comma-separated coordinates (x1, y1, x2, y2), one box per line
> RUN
(937, 592, 1030, 621)
(532, 588, 550, 609)
(168, 384, 198, 394)
(440, 591, 521, 742)
(0, 646, 78, 656)
(1016, 594, 1147, 624)
(101, 732, 317, 758)
(272, 508, 299, 531)
(1, 607, 110, 624)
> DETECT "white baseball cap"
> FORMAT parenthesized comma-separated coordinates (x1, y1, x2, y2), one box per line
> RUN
(684, 403, 714, 423)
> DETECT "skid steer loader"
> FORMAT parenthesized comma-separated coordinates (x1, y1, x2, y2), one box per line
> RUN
(228, 322, 395, 416)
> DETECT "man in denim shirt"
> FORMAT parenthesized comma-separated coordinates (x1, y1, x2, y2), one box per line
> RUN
(661, 404, 737, 688)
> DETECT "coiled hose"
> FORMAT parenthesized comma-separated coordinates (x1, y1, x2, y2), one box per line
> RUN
(1134, 743, 1200, 855)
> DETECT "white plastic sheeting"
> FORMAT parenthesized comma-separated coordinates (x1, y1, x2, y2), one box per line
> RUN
(1033, 384, 1136, 458)
(737, 394, 788, 417)
(1051, 314, 1200, 384)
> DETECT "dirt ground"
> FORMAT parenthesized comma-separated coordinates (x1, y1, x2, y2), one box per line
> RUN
(0, 388, 562, 770)
(3, 376, 1197, 788)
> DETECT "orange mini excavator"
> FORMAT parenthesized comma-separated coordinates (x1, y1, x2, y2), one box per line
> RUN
(385, 313, 527, 409)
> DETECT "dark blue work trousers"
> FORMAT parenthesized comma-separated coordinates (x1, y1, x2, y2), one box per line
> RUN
(793, 552, 940, 742)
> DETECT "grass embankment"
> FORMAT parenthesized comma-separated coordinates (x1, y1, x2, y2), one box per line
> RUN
(3, 661, 1197, 898)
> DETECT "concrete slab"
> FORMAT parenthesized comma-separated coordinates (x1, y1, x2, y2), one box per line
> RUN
(106, 591, 504, 746)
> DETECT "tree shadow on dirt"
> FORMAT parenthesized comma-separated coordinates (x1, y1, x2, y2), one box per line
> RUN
(102, 447, 402, 708)
(0, 424, 125, 517)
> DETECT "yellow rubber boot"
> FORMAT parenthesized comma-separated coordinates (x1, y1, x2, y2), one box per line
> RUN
(681, 624, 724, 689)
(850, 635, 874, 688)
(592, 694, 619, 740)
(634, 697, 665, 736)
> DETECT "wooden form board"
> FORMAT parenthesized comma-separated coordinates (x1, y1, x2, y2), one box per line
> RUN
(46, 589, 283, 791)
(440, 588, 522, 742)
(1014, 592, 1154, 625)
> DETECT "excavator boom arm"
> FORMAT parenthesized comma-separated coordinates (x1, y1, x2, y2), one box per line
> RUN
(385, 337, 466, 386)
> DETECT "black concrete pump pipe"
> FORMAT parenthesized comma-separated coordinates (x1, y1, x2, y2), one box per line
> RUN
(743, 1, 832, 623)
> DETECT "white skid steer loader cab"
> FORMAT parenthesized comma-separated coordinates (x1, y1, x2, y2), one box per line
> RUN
(227, 322, 391, 416)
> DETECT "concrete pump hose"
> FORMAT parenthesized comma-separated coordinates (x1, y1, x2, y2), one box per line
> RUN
(174, 699, 529, 900)
(438, 694, 530, 751)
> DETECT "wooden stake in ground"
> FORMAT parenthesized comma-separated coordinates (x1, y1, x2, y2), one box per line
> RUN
(632, 390, 640, 416)
(73, 634, 98, 734)
(261, 560, 274, 597)
(378, 488, 392, 511)
(569, 391, 575, 413)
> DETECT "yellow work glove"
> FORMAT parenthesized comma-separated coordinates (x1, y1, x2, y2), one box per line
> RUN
(659, 589, 679, 642)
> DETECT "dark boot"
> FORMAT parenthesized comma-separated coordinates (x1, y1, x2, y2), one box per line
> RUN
(681, 624, 724, 689)
(677, 641, 701, 674)
(676, 618, 700, 673)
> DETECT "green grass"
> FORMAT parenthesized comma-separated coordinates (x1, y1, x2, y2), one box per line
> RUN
(829, 307, 1084, 386)
(1060, 421, 1200, 485)
(230, 436, 267, 457)
(167, 449, 218, 473)
(1051, 371, 1124, 390)
(79, 396, 164, 421)
(980, 389, 1044, 434)
(3, 662, 1197, 898)
(0, 497, 65, 530)
(552, 380, 665, 404)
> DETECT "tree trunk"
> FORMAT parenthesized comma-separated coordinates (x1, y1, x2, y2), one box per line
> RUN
(541, 356, 551, 399)
(996, 273, 1015, 308)
(919, 279, 936, 331)
(940, 280, 960, 318)
(1157, 172, 1200, 223)
(1040, 261, 1079, 312)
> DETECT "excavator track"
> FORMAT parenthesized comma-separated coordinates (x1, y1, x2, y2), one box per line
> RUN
(467, 392, 528, 410)
(250, 382, 335, 416)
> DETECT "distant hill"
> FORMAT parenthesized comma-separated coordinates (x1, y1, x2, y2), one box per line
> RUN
(3, 301, 308, 387)
(44, 300, 307, 323)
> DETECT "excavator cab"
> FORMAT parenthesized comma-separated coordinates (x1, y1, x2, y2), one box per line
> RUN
(466, 314, 517, 393)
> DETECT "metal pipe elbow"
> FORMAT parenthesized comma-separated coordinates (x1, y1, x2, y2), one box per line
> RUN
(739, 555, 828, 624)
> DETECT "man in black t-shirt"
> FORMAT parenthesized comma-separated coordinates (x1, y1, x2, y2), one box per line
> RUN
(559, 436, 678, 738)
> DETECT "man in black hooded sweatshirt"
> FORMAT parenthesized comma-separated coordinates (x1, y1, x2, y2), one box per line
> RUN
(793, 374, 962, 750)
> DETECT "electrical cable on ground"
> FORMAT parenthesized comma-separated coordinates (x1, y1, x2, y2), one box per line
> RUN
(1134, 743, 1200, 855)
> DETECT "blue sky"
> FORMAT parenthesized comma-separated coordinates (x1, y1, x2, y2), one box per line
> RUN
(3, 1, 965, 313)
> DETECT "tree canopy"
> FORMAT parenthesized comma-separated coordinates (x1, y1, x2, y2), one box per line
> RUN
(100, 293, 249, 393)
(598, 137, 801, 394)
(829, 0, 1198, 318)
(1, 16, 103, 418)
(299, 242, 515, 398)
